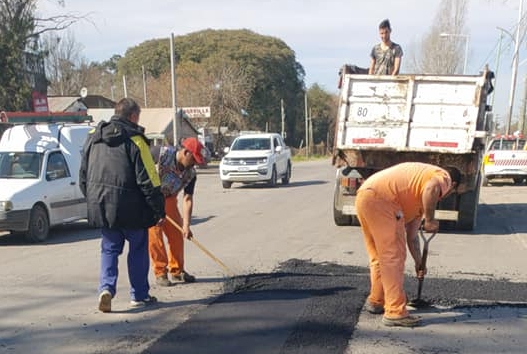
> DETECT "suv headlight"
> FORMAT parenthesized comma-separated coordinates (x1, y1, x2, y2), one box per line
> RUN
(222, 158, 232, 165)
(0, 201, 13, 212)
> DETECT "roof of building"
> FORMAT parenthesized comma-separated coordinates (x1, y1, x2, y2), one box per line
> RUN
(87, 107, 199, 136)
(47, 95, 115, 112)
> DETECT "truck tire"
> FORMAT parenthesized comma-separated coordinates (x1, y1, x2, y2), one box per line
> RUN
(281, 162, 291, 185)
(456, 174, 481, 231)
(268, 166, 277, 187)
(25, 204, 49, 243)
(222, 181, 232, 189)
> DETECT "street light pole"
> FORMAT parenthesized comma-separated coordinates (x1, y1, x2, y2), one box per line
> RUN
(439, 32, 470, 74)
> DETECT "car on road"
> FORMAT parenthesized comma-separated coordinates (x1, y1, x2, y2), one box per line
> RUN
(482, 134, 527, 186)
(219, 133, 292, 188)
(0, 121, 92, 242)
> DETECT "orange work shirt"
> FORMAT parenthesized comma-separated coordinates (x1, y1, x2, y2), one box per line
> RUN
(358, 162, 452, 222)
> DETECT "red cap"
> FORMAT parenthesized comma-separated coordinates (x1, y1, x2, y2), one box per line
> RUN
(181, 137, 205, 165)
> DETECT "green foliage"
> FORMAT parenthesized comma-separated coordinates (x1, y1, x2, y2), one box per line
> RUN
(307, 83, 338, 146)
(0, 0, 38, 111)
(117, 29, 306, 145)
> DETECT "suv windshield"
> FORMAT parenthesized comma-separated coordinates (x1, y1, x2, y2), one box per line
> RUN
(0, 152, 42, 179)
(231, 138, 271, 151)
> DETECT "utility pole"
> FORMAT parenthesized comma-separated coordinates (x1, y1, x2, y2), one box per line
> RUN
(142, 65, 148, 108)
(170, 33, 180, 146)
(521, 75, 527, 134)
(280, 99, 285, 138)
(506, 0, 524, 135)
(492, 29, 505, 110)
(304, 92, 309, 157)
(122, 75, 128, 98)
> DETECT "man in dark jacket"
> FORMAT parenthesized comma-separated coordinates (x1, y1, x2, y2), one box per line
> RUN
(79, 98, 165, 313)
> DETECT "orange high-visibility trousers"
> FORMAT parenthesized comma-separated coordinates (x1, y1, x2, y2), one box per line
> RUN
(355, 188, 409, 319)
(148, 195, 185, 277)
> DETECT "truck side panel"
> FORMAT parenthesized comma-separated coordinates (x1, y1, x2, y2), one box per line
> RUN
(337, 75, 487, 154)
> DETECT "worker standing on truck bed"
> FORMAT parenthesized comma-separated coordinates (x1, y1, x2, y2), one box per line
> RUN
(355, 162, 460, 327)
(369, 19, 403, 75)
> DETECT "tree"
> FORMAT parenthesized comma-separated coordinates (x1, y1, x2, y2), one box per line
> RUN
(0, 0, 85, 110)
(305, 84, 338, 151)
(116, 29, 305, 146)
(42, 30, 88, 95)
(405, 0, 469, 74)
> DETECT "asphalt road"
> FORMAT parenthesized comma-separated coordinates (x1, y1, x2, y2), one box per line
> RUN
(1, 160, 526, 354)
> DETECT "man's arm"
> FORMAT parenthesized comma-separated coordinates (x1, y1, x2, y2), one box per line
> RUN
(181, 193, 193, 239)
(368, 58, 376, 74)
(392, 56, 401, 75)
(406, 217, 423, 276)
(78, 134, 93, 197)
(422, 177, 442, 233)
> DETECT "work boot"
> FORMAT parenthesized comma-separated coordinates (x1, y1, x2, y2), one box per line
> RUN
(382, 315, 421, 327)
(364, 301, 384, 314)
(98, 289, 112, 313)
(155, 274, 173, 287)
(172, 271, 196, 283)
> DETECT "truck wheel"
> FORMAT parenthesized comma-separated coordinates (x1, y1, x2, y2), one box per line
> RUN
(268, 166, 277, 187)
(457, 174, 481, 231)
(25, 204, 49, 243)
(281, 162, 291, 185)
(222, 181, 232, 189)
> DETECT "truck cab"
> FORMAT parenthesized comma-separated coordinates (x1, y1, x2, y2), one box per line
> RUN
(482, 134, 527, 186)
(0, 114, 93, 242)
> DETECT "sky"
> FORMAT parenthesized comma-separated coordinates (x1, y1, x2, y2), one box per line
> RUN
(38, 0, 526, 127)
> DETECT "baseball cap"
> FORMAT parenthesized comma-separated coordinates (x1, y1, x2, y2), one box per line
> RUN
(181, 137, 205, 165)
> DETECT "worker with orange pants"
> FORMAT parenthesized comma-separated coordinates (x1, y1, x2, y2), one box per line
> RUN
(148, 138, 206, 286)
(355, 162, 461, 327)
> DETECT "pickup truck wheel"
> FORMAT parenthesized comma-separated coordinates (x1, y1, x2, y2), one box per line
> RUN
(268, 166, 277, 187)
(25, 204, 49, 243)
(513, 177, 525, 185)
(222, 181, 232, 189)
(281, 162, 291, 185)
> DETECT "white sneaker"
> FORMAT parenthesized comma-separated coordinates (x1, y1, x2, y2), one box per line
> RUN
(98, 290, 112, 313)
(130, 295, 158, 308)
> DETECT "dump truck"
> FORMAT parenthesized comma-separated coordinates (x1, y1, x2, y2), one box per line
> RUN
(332, 65, 494, 231)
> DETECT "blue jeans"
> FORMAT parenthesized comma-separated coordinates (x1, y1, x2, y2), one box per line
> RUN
(99, 227, 150, 301)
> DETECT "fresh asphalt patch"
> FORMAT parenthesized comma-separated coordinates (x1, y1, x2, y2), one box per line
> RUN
(142, 259, 527, 354)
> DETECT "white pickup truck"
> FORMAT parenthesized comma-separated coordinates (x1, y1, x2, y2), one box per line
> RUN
(0, 114, 93, 242)
(482, 134, 527, 185)
(219, 133, 292, 188)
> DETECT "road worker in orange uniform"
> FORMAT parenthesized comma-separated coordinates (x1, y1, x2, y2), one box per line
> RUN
(148, 137, 206, 286)
(355, 162, 461, 327)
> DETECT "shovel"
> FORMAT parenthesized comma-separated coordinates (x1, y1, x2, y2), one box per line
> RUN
(408, 227, 436, 308)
